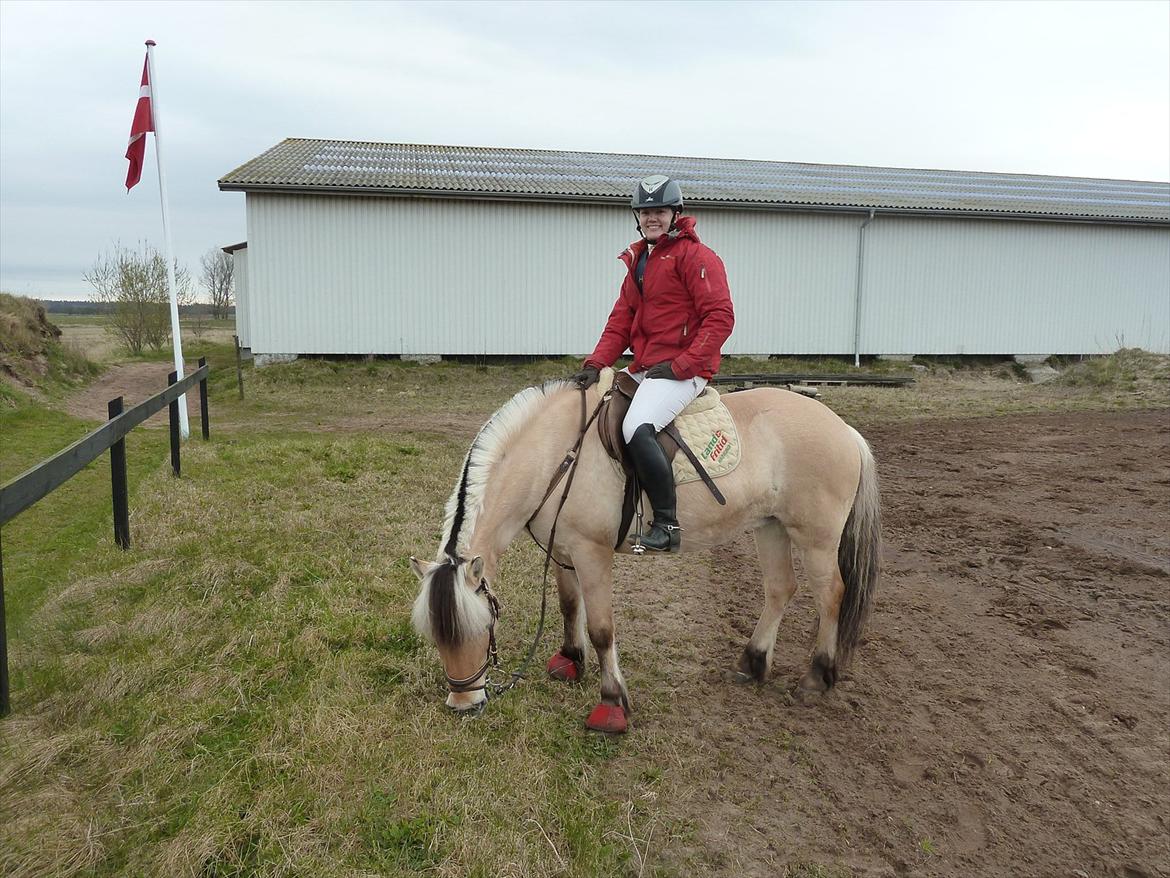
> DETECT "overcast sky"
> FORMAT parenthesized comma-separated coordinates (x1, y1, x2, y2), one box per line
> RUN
(1, 0, 1167, 299)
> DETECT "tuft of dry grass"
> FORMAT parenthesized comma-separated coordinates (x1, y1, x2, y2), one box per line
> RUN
(0, 292, 101, 396)
(1055, 347, 1170, 391)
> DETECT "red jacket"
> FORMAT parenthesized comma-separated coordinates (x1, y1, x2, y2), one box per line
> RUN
(584, 215, 734, 380)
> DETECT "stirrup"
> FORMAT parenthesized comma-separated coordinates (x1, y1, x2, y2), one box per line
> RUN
(630, 522, 681, 554)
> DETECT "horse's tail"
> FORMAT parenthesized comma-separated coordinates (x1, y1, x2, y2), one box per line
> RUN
(837, 428, 881, 664)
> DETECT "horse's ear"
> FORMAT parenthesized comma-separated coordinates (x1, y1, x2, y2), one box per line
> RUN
(409, 556, 436, 580)
(467, 556, 484, 583)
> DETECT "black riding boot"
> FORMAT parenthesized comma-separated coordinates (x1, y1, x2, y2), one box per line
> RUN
(626, 423, 681, 553)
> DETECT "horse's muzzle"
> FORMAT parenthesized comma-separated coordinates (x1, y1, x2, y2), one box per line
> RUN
(446, 693, 488, 717)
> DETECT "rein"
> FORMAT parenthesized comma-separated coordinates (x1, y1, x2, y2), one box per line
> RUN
(449, 385, 608, 701)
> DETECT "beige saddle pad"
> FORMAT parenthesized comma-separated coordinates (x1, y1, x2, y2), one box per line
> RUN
(671, 386, 741, 484)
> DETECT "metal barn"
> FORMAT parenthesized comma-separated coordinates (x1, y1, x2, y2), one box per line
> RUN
(218, 140, 1170, 362)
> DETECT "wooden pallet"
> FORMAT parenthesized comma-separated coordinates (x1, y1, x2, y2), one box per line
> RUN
(712, 372, 913, 389)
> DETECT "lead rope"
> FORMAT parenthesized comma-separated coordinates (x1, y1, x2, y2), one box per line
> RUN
(485, 387, 606, 698)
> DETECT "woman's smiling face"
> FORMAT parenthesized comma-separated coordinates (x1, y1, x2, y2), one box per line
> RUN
(637, 207, 675, 242)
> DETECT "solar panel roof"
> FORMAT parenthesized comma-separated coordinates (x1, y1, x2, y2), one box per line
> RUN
(218, 138, 1170, 224)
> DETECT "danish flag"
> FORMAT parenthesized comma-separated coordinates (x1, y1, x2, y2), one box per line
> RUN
(124, 53, 153, 190)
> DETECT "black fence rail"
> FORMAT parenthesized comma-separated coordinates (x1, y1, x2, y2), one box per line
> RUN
(0, 358, 212, 716)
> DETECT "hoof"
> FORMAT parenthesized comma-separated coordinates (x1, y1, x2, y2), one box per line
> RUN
(546, 650, 580, 682)
(795, 668, 832, 705)
(798, 654, 837, 697)
(585, 702, 628, 734)
(738, 646, 769, 683)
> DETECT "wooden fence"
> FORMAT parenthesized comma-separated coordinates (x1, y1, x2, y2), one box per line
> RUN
(0, 359, 212, 716)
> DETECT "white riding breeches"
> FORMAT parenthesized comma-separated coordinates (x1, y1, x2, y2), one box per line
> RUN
(621, 368, 709, 444)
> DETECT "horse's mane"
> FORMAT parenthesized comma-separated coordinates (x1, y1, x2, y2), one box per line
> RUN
(438, 378, 575, 561)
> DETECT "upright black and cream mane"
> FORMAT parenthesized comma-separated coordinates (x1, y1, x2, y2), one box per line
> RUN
(437, 378, 575, 562)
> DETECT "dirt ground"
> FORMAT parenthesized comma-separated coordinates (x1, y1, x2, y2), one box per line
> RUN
(608, 409, 1169, 877)
(61, 360, 205, 425)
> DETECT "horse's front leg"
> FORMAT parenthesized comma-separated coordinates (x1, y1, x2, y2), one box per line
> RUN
(574, 542, 630, 733)
(546, 564, 586, 682)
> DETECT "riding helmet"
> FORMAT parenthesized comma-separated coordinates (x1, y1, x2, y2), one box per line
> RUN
(631, 174, 684, 210)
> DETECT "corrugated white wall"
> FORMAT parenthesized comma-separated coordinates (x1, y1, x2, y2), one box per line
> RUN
(232, 248, 251, 348)
(244, 193, 1170, 356)
(691, 209, 862, 353)
(861, 217, 1170, 354)
(246, 194, 623, 356)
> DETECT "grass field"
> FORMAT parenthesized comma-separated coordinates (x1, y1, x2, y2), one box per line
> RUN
(1, 347, 1167, 876)
(52, 315, 238, 363)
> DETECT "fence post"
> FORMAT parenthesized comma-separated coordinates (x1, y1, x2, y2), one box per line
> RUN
(108, 397, 130, 549)
(234, 335, 244, 400)
(198, 357, 210, 440)
(1, 530, 8, 717)
(168, 371, 181, 477)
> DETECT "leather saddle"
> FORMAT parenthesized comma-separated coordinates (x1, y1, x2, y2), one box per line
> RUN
(597, 371, 727, 549)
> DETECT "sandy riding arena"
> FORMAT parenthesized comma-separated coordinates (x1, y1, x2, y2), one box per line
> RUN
(2, 353, 1167, 878)
(620, 407, 1168, 877)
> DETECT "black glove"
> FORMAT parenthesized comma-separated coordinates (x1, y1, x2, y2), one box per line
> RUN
(569, 366, 600, 389)
(645, 361, 677, 380)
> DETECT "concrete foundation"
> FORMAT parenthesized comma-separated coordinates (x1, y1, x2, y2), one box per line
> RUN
(253, 353, 298, 368)
(878, 354, 915, 362)
(1014, 354, 1059, 384)
(402, 354, 442, 364)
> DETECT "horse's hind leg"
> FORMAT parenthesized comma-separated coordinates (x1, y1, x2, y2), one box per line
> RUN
(737, 518, 798, 682)
(547, 564, 586, 682)
(797, 541, 846, 697)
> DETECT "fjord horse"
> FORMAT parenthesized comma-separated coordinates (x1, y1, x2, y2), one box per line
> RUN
(410, 374, 880, 732)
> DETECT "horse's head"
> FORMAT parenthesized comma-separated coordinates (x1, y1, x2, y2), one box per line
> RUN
(409, 554, 499, 712)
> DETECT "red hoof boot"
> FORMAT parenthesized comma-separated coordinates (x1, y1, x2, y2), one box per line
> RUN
(546, 651, 579, 682)
(585, 702, 628, 734)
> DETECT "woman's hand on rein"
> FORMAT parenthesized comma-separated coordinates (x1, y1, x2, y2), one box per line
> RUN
(570, 366, 601, 389)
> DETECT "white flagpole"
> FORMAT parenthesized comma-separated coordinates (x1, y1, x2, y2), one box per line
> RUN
(144, 39, 189, 439)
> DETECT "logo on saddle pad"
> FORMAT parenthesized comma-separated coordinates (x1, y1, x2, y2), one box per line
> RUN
(701, 430, 730, 463)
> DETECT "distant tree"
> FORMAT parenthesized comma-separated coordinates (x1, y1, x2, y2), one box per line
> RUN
(201, 249, 234, 320)
(83, 243, 192, 354)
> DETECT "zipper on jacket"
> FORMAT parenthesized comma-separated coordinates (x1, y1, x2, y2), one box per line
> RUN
(700, 264, 713, 295)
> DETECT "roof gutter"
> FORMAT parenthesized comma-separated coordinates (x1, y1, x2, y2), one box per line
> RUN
(215, 181, 1170, 227)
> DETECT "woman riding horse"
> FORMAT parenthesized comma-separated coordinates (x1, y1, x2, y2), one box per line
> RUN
(571, 175, 735, 553)
(410, 177, 880, 734)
